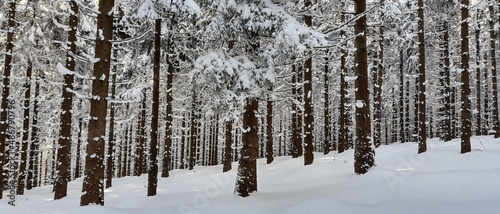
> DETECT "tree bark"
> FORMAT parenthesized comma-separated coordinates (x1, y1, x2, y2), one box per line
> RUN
(475, 23, 481, 136)
(460, 0, 471, 153)
(338, 2, 348, 153)
(323, 51, 331, 154)
(148, 18, 161, 196)
(303, 0, 314, 165)
(17, 62, 32, 195)
(162, 21, 174, 177)
(488, 4, 499, 138)
(266, 90, 274, 164)
(189, 92, 198, 170)
(354, 0, 375, 174)
(417, 0, 427, 154)
(80, 0, 114, 206)
(27, 77, 40, 189)
(373, 0, 384, 148)
(235, 99, 258, 197)
(223, 120, 232, 172)
(55, 0, 78, 200)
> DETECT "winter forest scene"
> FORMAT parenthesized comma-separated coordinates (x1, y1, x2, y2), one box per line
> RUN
(0, 0, 500, 213)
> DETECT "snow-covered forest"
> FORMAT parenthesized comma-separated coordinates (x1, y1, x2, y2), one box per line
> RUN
(1, 0, 500, 213)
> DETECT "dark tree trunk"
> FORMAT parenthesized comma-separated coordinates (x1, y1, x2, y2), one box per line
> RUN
(55, 1, 78, 200)
(27, 78, 40, 189)
(323, 52, 331, 154)
(180, 115, 187, 170)
(135, 91, 147, 176)
(417, 0, 427, 154)
(303, 0, 314, 165)
(105, 46, 118, 189)
(223, 120, 232, 172)
(266, 91, 274, 164)
(476, 23, 481, 136)
(148, 18, 161, 196)
(399, 49, 405, 143)
(0, 1, 16, 197)
(373, 1, 384, 148)
(235, 99, 258, 197)
(338, 3, 348, 153)
(80, 0, 114, 206)
(439, 18, 452, 142)
(353, 0, 375, 174)
(460, 0, 471, 153)
(162, 22, 174, 177)
(189, 92, 198, 170)
(17, 62, 32, 195)
(291, 65, 298, 158)
(488, 5, 499, 138)
(296, 65, 303, 156)
(75, 117, 83, 179)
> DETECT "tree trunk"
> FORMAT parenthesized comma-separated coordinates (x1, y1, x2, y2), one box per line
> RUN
(460, 0, 471, 153)
(135, 91, 147, 176)
(235, 99, 258, 197)
(162, 22, 174, 177)
(488, 5, 499, 138)
(17, 62, 32, 195)
(148, 18, 161, 196)
(55, 1, 78, 200)
(75, 117, 83, 179)
(338, 2, 348, 153)
(223, 120, 232, 172)
(353, 0, 375, 174)
(399, 49, 405, 143)
(291, 65, 298, 158)
(27, 77, 40, 189)
(476, 23, 481, 136)
(373, 1, 384, 148)
(303, 0, 314, 165)
(417, 0, 427, 154)
(105, 46, 118, 189)
(180, 115, 186, 170)
(266, 90, 274, 164)
(80, 0, 114, 206)
(323, 51, 331, 154)
(189, 92, 198, 170)
(0, 1, 17, 197)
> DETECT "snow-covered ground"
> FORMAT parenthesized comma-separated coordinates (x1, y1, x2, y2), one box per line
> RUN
(2, 136, 500, 214)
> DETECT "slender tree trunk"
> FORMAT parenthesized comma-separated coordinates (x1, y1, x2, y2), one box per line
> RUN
(55, 1, 78, 199)
(105, 45, 118, 189)
(17, 62, 32, 195)
(303, 0, 314, 165)
(27, 78, 40, 189)
(75, 117, 83, 179)
(162, 23, 174, 177)
(399, 49, 405, 143)
(488, 5, 500, 138)
(476, 23, 482, 136)
(180, 115, 186, 170)
(291, 66, 298, 158)
(338, 3, 348, 153)
(223, 120, 232, 172)
(439, 19, 452, 141)
(235, 99, 258, 197)
(373, 1, 384, 148)
(121, 113, 129, 177)
(354, 0, 375, 174)
(460, 0, 471, 153)
(189, 92, 198, 170)
(0, 1, 17, 197)
(148, 18, 161, 196)
(266, 90, 274, 164)
(323, 51, 331, 154)
(80, 0, 114, 206)
(136, 91, 147, 176)
(296, 65, 303, 156)
(417, 0, 427, 153)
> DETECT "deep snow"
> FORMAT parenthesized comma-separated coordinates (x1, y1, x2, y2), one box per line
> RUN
(1, 136, 500, 214)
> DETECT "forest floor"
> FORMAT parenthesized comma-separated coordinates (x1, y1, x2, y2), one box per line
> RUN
(2, 136, 500, 214)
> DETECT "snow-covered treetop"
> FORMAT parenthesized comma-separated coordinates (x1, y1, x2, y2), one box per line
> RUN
(133, 0, 202, 19)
